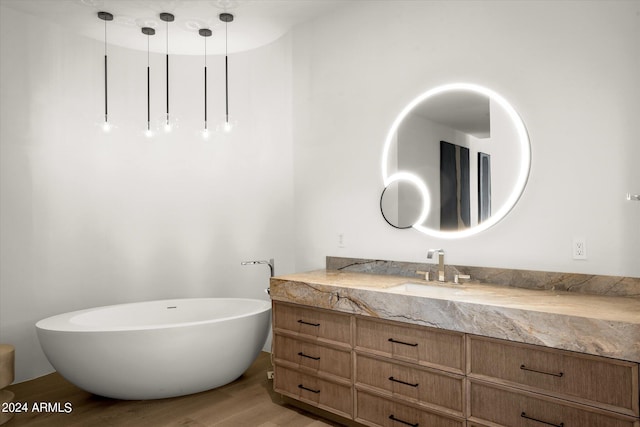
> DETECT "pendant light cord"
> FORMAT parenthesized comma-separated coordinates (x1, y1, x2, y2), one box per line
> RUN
(104, 18, 108, 123)
(98, 12, 113, 130)
(147, 33, 150, 129)
(165, 19, 169, 125)
(204, 35, 207, 128)
(199, 27, 211, 134)
(218, 13, 233, 130)
(141, 26, 155, 134)
(225, 20, 229, 124)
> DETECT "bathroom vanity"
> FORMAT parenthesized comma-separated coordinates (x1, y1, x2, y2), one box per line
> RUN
(270, 266, 640, 427)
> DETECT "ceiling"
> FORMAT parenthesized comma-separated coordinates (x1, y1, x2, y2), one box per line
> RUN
(412, 91, 491, 139)
(1, 0, 352, 55)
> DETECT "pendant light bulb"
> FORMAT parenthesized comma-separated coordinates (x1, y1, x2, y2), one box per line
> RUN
(98, 11, 113, 133)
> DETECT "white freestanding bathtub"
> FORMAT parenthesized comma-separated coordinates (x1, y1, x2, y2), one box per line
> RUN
(36, 298, 271, 400)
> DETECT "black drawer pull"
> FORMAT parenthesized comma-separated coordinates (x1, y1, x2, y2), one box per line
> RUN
(520, 364, 564, 378)
(298, 384, 320, 394)
(298, 352, 320, 361)
(388, 338, 418, 347)
(389, 414, 419, 427)
(389, 376, 419, 387)
(297, 319, 320, 327)
(521, 412, 564, 427)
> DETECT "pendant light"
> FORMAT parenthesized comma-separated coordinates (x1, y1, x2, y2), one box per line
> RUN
(97, 11, 113, 132)
(199, 28, 212, 139)
(219, 13, 234, 133)
(160, 12, 175, 132)
(142, 27, 155, 138)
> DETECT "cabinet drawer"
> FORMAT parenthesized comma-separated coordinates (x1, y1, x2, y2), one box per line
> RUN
(274, 334, 352, 380)
(469, 380, 639, 427)
(356, 391, 465, 427)
(274, 366, 352, 418)
(356, 317, 464, 373)
(468, 335, 640, 416)
(273, 302, 351, 345)
(355, 354, 463, 415)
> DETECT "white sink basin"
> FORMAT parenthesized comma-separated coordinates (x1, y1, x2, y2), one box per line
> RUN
(385, 282, 456, 295)
(383, 282, 493, 298)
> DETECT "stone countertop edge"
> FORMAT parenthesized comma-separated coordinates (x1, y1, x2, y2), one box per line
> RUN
(270, 270, 640, 364)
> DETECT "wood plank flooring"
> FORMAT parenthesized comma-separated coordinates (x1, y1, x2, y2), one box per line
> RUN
(5, 352, 342, 427)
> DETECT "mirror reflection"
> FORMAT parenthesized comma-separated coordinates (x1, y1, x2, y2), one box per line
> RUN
(380, 177, 425, 229)
(381, 83, 530, 238)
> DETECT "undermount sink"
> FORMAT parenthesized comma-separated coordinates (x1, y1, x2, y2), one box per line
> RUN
(383, 282, 494, 298)
(386, 282, 456, 295)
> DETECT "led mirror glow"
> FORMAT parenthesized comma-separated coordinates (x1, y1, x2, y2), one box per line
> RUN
(381, 83, 531, 239)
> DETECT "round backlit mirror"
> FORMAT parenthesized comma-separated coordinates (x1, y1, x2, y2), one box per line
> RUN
(381, 83, 531, 238)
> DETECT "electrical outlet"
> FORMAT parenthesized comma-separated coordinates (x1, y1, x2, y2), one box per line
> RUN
(572, 237, 587, 260)
(338, 233, 346, 248)
(267, 371, 274, 380)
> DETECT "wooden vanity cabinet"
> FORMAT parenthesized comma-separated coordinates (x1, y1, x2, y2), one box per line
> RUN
(355, 317, 465, 374)
(272, 301, 351, 346)
(354, 316, 466, 425)
(356, 391, 465, 427)
(468, 380, 639, 427)
(467, 335, 640, 427)
(275, 365, 353, 419)
(272, 301, 640, 427)
(468, 335, 640, 417)
(355, 354, 464, 415)
(272, 302, 354, 419)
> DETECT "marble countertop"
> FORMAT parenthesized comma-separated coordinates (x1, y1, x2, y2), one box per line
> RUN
(270, 270, 640, 363)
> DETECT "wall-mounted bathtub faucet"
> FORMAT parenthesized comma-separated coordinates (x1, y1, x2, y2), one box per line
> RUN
(241, 259, 275, 278)
(427, 249, 445, 282)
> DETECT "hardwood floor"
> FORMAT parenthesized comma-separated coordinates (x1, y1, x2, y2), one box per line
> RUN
(4, 352, 342, 427)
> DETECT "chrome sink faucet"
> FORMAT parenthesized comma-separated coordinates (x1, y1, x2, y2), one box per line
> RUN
(427, 249, 445, 282)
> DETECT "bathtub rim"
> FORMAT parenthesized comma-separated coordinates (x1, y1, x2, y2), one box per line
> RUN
(35, 297, 272, 333)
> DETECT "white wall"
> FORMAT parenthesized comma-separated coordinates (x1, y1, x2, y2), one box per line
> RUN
(292, 1, 640, 275)
(0, 6, 294, 382)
